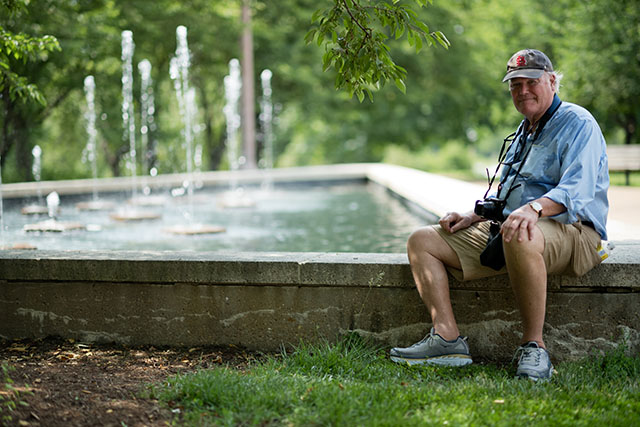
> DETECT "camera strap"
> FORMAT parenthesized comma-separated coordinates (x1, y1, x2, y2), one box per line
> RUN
(486, 94, 563, 203)
(482, 130, 518, 199)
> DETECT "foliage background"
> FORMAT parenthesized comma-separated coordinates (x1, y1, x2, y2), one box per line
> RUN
(1, 0, 638, 183)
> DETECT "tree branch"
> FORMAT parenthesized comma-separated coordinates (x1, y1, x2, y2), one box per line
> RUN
(342, 0, 371, 38)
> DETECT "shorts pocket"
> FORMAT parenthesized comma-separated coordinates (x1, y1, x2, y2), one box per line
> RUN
(569, 225, 602, 277)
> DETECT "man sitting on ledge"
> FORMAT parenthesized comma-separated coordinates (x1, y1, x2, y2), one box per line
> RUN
(390, 49, 609, 381)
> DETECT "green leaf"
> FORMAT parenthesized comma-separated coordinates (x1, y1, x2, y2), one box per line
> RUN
(434, 31, 450, 48)
(365, 87, 374, 102)
(415, 21, 430, 34)
(394, 78, 406, 94)
(415, 34, 423, 52)
(304, 29, 316, 44)
(311, 8, 324, 23)
(323, 50, 335, 72)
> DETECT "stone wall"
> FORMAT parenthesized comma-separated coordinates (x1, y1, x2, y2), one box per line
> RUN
(1, 248, 638, 361)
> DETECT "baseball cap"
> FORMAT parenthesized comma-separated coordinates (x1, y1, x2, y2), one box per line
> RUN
(502, 49, 554, 82)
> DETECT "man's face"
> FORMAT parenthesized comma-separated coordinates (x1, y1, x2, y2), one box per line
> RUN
(508, 73, 556, 123)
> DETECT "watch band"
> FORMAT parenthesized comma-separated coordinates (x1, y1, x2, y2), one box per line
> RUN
(528, 201, 543, 218)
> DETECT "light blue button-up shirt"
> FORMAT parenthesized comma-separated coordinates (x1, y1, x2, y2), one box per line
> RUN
(497, 95, 609, 240)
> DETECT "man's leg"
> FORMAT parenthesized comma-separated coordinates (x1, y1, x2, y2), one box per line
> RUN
(406, 226, 462, 341)
(502, 227, 547, 348)
(390, 226, 472, 366)
(503, 226, 555, 380)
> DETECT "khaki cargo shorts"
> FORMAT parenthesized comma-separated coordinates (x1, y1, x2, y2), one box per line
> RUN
(433, 219, 603, 282)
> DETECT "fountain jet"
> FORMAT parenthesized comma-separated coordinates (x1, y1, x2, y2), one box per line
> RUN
(20, 145, 49, 215)
(219, 58, 255, 209)
(259, 69, 274, 192)
(76, 75, 116, 211)
(165, 25, 224, 235)
(24, 191, 85, 233)
(111, 31, 161, 221)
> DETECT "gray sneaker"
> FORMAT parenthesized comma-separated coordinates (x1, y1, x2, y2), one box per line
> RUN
(390, 328, 473, 367)
(514, 341, 554, 381)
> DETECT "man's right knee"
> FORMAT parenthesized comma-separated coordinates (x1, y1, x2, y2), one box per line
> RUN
(407, 226, 438, 255)
(407, 226, 460, 269)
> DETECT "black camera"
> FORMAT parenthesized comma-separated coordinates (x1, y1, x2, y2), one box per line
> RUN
(474, 197, 506, 222)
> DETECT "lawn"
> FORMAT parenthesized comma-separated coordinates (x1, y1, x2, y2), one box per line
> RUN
(609, 171, 640, 187)
(149, 335, 640, 426)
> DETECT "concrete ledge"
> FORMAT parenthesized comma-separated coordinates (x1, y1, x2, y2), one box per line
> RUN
(0, 164, 371, 199)
(1, 245, 638, 361)
(1, 164, 639, 361)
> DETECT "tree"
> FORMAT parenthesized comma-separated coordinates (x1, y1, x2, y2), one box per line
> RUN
(557, 0, 640, 146)
(1, 0, 60, 176)
(3, 0, 635, 184)
(0, 0, 60, 105)
(305, 0, 449, 101)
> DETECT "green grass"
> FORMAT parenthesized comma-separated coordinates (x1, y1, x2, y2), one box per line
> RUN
(1, 362, 32, 425)
(149, 335, 640, 426)
(610, 171, 640, 187)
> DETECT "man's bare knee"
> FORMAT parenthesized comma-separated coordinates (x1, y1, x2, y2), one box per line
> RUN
(502, 227, 545, 258)
(407, 226, 461, 269)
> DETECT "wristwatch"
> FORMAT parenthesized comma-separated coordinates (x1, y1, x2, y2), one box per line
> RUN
(528, 201, 543, 218)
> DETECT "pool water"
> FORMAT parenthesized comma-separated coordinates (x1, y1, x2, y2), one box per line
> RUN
(1, 182, 432, 253)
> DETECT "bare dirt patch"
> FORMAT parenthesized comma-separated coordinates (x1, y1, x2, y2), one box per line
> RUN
(1, 337, 265, 426)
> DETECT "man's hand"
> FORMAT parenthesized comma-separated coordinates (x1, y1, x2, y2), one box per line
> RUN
(439, 212, 478, 234)
(501, 205, 538, 242)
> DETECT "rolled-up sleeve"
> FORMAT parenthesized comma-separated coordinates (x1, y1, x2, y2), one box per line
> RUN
(544, 118, 602, 224)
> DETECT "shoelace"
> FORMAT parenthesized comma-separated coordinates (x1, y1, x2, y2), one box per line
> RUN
(410, 334, 434, 349)
(513, 346, 541, 365)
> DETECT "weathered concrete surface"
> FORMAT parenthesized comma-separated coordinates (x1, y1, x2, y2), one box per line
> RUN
(1, 246, 638, 361)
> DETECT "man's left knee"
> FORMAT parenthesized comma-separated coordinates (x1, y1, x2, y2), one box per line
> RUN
(502, 228, 545, 256)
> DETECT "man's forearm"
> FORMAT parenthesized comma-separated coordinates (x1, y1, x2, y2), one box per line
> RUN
(529, 197, 566, 218)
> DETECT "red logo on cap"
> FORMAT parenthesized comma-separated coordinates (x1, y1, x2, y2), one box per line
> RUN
(516, 55, 526, 67)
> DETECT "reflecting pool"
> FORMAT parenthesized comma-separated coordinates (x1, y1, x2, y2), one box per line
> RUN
(2, 182, 432, 253)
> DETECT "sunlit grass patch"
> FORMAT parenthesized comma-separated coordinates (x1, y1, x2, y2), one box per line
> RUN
(149, 335, 640, 426)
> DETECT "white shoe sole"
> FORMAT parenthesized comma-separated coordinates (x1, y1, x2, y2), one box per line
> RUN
(516, 366, 554, 381)
(390, 354, 473, 367)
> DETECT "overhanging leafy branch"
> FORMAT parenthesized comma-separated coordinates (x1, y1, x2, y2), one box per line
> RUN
(1, 1, 61, 105)
(305, 0, 449, 102)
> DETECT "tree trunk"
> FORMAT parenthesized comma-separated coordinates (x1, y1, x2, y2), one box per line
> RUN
(197, 84, 225, 172)
(0, 89, 11, 169)
(1, 94, 33, 181)
(102, 139, 128, 177)
(14, 114, 32, 182)
(241, 0, 257, 169)
(624, 115, 636, 145)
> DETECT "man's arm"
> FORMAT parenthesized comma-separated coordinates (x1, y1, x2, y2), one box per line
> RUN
(541, 113, 606, 225)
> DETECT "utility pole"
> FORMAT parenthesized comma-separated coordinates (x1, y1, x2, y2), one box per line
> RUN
(240, 0, 257, 169)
